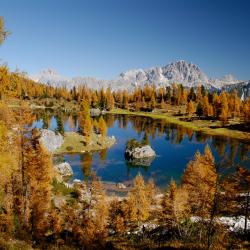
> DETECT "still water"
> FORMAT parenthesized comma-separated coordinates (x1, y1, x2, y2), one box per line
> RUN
(33, 111, 250, 189)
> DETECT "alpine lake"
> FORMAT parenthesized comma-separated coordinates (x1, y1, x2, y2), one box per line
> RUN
(32, 109, 250, 192)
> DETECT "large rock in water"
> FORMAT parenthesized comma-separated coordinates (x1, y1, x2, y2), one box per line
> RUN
(90, 108, 101, 117)
(125, 145, 156, 159)
(39, 129, 64, 153)
(54, 162, 73, 177)
(90, 108, 107, 117)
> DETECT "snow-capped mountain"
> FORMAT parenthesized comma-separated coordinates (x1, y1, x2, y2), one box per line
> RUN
(222, 80, 250, 100)
(30, 60, 242, 91)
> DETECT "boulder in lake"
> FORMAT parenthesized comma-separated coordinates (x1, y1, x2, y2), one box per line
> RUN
(90, 108, 101, 117)
(39, 129, 64, 153)
(54, 162, 73, 177)
(125, 144, 156, 166)
(125, 145, 156, 159)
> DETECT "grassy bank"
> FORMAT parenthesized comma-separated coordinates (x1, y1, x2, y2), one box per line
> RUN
(54, 132, 116, 154)
(108, 108, 250, 142)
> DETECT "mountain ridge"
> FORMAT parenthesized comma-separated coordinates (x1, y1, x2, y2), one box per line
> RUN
(30, 60, 243, 91)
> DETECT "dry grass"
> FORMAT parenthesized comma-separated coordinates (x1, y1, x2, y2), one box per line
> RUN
(54, 132, 115, 154)
(108, 108, 250, 142)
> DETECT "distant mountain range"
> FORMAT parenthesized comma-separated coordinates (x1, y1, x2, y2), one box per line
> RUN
(30, 60, 249, 99)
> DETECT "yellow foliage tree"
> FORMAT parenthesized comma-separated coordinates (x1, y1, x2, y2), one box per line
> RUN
(126, 174, 150, 223)
(181, 145, 217, 217)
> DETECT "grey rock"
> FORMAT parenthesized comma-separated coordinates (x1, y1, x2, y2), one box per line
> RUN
(125, 145, 156, 159)
(90, 108, 101, 117)
(116, 183, 126, 189)
(222, 80, 250, 100)
(73, 179, 82, 183)
(54, 162, 73, 177)
(39, 129, 64, 153)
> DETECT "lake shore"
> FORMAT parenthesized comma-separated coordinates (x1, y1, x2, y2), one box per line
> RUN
(107, 108, 250, 142)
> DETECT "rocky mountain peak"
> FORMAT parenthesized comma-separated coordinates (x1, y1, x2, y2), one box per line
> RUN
(29, 60, 243, 92)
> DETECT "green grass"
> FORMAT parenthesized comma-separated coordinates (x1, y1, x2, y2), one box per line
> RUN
(108, 108, 250, 142)
(54, 131, 116, 154)
(52, 178, 75, 196)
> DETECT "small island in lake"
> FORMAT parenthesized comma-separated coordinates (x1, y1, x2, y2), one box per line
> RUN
(125, 135, 156, 166)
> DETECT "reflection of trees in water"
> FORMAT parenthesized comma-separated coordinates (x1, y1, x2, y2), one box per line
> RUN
(68, 114, 74, 130)
(72, 114, 78, 129)
(80, 153, 93, 182)
(212, 137, 227, 157)
(239, 144, 250, 162)
(42, 112, 49, 129)
(33, 111, 249, 174)
(123, 115, 250, 171)
(103, 114, 115, 128)
(55, 115, 64, 135)
(99, 149, 107, 161)
(125, 160, 149, 181)
(186, 128, 194, 141)
(212, 137, 250, 173)
(195, 131, 209, 143)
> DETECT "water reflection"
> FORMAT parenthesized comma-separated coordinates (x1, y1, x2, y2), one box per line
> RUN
(33, 110, 250, 188)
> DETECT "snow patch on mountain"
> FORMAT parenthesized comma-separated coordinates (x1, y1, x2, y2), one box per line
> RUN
(30, 60, 243, 91)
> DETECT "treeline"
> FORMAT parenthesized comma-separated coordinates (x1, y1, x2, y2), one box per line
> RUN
(1, 65, 250, 125)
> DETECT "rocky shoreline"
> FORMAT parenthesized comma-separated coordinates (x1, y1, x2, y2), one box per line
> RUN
(39, 129, 116, 154)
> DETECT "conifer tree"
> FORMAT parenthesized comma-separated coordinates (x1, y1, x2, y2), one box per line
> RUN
(0, 17, 9, 45)
(196, 102, 203, 117)
(106, 87, 115, 110)
(79, 100, 93, 143)
(203, 95, 212, 117)
(122, 91, 129, 109)
(109, 199, 126, 234)
(126, 174, 150, 223)
(181, 145, 217, 217)
(91, 91, 99, 108)
(160, 98, 167, 110)
(150, 94, 156, 109)
(56, 115, 64, 135)
(186, 100, 195, 118)
(162, 180, 189, 230)
(242, 99, 250, 123)
(220, 92, 229, 124)
(28, 141, 52, 240)
(98, 116, 107, 138)
(229, 90, 240, 118)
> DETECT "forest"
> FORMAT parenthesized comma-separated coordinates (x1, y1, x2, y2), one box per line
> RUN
(0, 16, 250, 249)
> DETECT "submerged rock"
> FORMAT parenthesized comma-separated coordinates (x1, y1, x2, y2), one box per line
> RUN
(54, 162, 73, 177)
(39, 129, 64, 153)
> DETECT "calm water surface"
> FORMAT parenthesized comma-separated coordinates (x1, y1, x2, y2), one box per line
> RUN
(33, 111, 250, 189)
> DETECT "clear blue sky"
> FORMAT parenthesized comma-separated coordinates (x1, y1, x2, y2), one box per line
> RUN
(0, 0, 250, 80)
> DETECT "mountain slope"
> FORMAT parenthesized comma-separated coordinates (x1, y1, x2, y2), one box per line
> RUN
(30, 60, 242, 91)
(222, 80, 250, 100)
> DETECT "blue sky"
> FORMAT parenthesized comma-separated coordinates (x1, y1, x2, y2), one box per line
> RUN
(0, 0, 250, 80)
